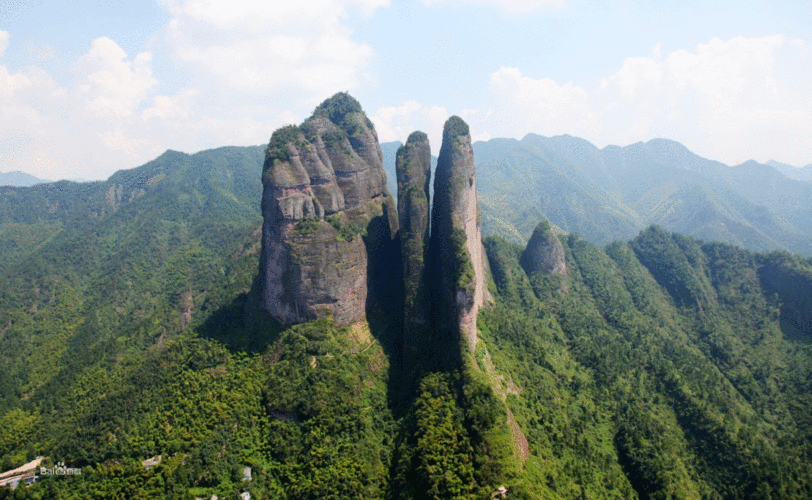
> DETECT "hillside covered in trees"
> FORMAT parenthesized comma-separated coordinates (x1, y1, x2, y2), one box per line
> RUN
(1, 95, 811, 499)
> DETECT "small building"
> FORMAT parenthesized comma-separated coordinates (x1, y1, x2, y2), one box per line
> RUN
(141, 455, 162, 470)
(242, 466, 252, 481)
(0, 458, 42, 489)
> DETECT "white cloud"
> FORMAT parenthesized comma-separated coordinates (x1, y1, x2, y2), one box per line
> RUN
(423, 0, 564, 14)
(159, 0, 386, 103)
(72, 37, 157, 118)
(472, 66, 599, 140)
(465, 36, 811, 167)
(371, 100, 449, 150)
(0, 36, 298, 180)
(596, 35, 811, 165)
(0, 0, 392, 180)
(0, 31, 8, 56)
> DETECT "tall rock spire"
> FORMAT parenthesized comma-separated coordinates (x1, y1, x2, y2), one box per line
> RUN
(397, 132, 432, 355)
(429, 116, 489, 354)
(258, 92, 399, 326)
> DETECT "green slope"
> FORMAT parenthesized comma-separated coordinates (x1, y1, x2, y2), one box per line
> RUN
(480, 225, 812, 498)
(2, 139, 812, 498)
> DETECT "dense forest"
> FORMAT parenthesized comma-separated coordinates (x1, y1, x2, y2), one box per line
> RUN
(1, 140, 811, 498)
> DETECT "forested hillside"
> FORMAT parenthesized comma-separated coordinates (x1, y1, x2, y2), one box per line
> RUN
(480, 225, 812, 498)
(1, 138, 811, 498)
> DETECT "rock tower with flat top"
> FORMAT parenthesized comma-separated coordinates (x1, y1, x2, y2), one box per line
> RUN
(258, 93, 399, 326)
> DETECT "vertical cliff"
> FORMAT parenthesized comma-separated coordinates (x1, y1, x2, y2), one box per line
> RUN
(429, 116, 489, 354)
(397, 132, 432, 338)
(258, 93, 399, 326)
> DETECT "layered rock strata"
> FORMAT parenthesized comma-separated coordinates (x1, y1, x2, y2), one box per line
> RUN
(397, 132, 432, 332)
(430, 116, 489, 353)
(258, 93, 398, 325)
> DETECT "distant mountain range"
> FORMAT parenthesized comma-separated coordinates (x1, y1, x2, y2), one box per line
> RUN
(0, 146, 264, 272)
(384, 137, 812, 256)
(0, 171, 49, 187)
(8, 136, 811, 256)
(470, 136, 812, 255)
(767, 160, 812, 183)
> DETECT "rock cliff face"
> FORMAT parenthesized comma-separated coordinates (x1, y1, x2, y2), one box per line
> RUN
(258, 93, 399, 326)
(430, 116, 489, 353)
(397, 132, 432, 332)
(520, 221, 567, 278)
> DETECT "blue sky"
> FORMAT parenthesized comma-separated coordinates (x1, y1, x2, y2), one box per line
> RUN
(1, 0, 810, 180)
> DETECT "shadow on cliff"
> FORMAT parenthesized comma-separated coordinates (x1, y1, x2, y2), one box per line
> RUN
(363, 206, 415, 417)
(196, 276, 287, 354)
(757, 255, 812, 344)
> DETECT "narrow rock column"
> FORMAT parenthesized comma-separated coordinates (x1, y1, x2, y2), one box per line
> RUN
(430, 116, 487, 354)
(397, 132, 432, 354)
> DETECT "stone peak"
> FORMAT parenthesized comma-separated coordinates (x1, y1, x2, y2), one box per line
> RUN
(406, 131, 429, 144)
(442, 116, 470, 139)
(312, 92, 367, 127)
(529, 220, 552, 240)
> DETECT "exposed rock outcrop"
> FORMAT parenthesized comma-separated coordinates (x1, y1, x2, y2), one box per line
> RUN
(429, 116, 489, 353)
(397, 131, 432, 333)
(520, 221, 567, 278)
(258, 93, 399, 326)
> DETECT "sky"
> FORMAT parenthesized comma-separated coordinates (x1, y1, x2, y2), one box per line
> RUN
(1, 0, 810, 181)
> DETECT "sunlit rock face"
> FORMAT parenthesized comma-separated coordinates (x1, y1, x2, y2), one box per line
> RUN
(430, 116, 490, 353)
(258, 92, 398, 326)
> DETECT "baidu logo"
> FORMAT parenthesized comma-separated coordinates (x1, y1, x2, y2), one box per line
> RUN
(40, 462, 81, 476)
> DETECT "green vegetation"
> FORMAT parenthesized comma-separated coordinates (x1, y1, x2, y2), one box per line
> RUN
(325, 212, 364, 242)
(444, 116, 470, 139)
(406, 131, 428, 144)
(450, 227, 475, 292)
(294, 217, 321, 235)
(529, 219, 550, 239)
(312, 92, 364, 125)
(298, 121, 319, 144)
(312, 91, 374, 140)
(480, 224, 812, 498)
(3, 130, 812, 498)
(389, 369, 517, 500)
(264, 125, 304, 165)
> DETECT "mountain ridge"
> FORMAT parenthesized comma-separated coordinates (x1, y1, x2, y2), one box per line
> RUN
(471, 134, 812, 256)
(0, 171, 49, 187)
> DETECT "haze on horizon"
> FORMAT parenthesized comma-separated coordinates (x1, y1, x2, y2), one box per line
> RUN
(1, 0, 810, 181)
